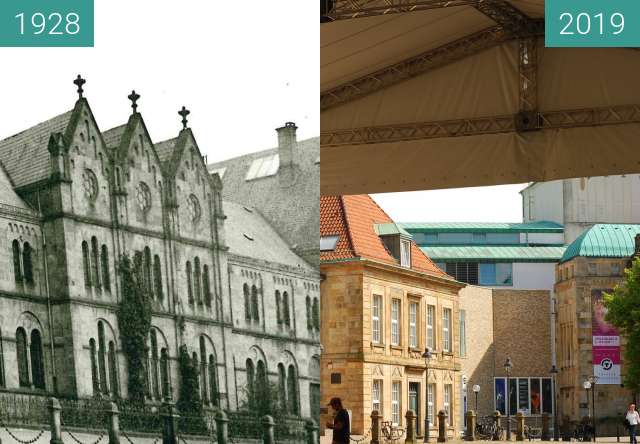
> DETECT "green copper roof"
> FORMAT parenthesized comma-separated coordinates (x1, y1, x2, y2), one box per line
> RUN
(375, 223, 410, 237)
(560, 224, 640, 263)
(420, 245, 567, 262)
(400, 221, 564, 233)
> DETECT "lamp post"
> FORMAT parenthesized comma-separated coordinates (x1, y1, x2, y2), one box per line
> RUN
(583, 380, 592, 442)
(472, 384, 481, 415)
(422, 348, 432, 443)
(505, 357, 513, 441)
(550, 365, 559, 441)
(588, 375, 599, 441)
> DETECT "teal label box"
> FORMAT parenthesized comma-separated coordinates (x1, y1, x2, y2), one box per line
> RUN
(546, 0, 640, 47)
(0, 0, 93, 47)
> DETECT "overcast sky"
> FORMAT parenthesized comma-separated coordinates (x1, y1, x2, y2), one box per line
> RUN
(0, 1, 318, 163)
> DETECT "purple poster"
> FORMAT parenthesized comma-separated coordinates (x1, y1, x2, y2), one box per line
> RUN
(592, 289, 621, 385)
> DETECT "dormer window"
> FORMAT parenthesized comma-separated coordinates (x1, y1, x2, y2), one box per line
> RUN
(400, 239, 411, 268)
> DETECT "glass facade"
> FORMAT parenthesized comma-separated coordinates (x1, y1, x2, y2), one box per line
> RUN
(494, 377, 553, 415)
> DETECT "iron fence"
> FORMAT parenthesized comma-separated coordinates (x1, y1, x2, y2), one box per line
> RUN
(0, 392, 49, 427)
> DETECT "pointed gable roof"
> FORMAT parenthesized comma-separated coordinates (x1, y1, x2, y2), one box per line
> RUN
(320, 194, 448, 277)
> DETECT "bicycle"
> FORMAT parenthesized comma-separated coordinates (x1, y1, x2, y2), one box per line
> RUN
(380, 420, 405, 443)
(573, 422, 594, 442)
(475, 416, 501, 440)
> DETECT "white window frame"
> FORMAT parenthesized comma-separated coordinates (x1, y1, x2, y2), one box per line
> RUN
(427, 305, 435, 349)
(372, 379, 382, 414)
(427, 383, 436, 423)
(443, 308, 452, 352)
(409, 301, 418, 349)
(400, 239, 411, 268)
(392, 381, 401, 426)
(391, 299, 400, 346)
(372, 294, 382, 344)
(444, 384, 452, 425)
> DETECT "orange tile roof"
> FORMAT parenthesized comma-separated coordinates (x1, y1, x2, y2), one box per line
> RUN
(320, 194, 447, 277)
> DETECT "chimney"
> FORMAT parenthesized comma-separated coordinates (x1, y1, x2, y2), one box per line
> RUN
(276, 122, 297, 168)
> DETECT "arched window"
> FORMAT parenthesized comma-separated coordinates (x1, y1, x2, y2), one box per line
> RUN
(276, 291, 282, 325)
(282, 291, 290, 327)
(199, 337, 208, 403)
(90, 338, 99, 394)
(251, 285, 260, 322)
(246, 359, 255, 399)
(91, 237, 101, 288)
(101, 245, 110, 291)
(144, 247, 152, 296)
(287, 364, 299, 416)
(191, 353, 200, 396)
(306, 296, 312, 330)
(16, 327, 29, 387)
(153, 255, 163, 301)
(208, 354, 218, 407)
(30, 330, 45, 390)
(160, 348, 170, 399)
(313, 297, 320, 331)
(203, 265, 211, 307)
(278, 363, 287, 412)
(12, 240, 22, 283)
(256, 360, 268, 400)
(243, 284, 251, 321)
(108, 341, 118, 397)
(150, 330, 160, 399)
(186, 261, 194, 304)
(97, 322, 108, 394)
(194, 257, 202, 305)
(23, 242, 34, 285)
(82, 241, 91, 287)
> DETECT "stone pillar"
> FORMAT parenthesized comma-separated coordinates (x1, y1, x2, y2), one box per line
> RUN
(306, 419, 319, 444)
(48, 397, 63, 444)
(516, 412, 525, 441)
(541, 412, 551, 441)
(492, 411, 502, 441)
(405, 410, 417, 444)
(105, 401, 120, 444)
(437, 410, 447, 443)
(371, 410, 381, 444)
(465, 411, 476, 441)
(161, 399, 179, 444)
(262, 415, 275, 444)
(215, 410, 229, 444)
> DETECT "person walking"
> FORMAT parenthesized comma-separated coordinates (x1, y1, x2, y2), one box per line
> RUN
(326, 397, 350, 444)
(626, 403, 640, 444)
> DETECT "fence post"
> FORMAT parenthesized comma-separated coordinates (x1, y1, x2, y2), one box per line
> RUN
(516, 412, 525, 441)
(106, 401, 120, 444)
(306, 419, 319, 444)
(262, 415, 275, 444)
(465, 411, 476, 441)
(405, 410, 417, 444)
(215, 411, 229, 444)
(492, 411, 502, 441)
(48, 397, 63, 444)
(437, 410, 447, 443)
(161, 399, 179, 444)
(371, 410, 381, 444)
(541, 412, 551, 441)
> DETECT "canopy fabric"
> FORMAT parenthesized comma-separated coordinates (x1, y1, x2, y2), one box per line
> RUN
(320, 2, 640, 195)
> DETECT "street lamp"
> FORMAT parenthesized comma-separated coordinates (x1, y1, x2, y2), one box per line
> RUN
(472, 384, 481, 415)
(422, 347, 432, 443)
(588, 375, 599, 441)
(583, 380, 592, 442)
(504, 357, 513, 441)
(550, 365, 559, 441)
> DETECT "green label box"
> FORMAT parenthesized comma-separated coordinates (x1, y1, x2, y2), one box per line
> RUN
(0, 0, 93, 47)
(546, 0, 640, 47)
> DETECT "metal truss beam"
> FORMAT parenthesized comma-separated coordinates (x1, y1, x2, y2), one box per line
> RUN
(474, 1, 543, 36)
(320, 104, 640, 146)
(325, 0, 478, 21)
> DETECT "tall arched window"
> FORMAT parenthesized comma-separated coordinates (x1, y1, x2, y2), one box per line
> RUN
(160, 348, 169, 399)
(150, 330, 160, 399)
(12, 240, 22, 283)
(306, 296, 312, 330)
(278, 363, 287, 411)
(144, 247, 152, 296)
(256, 360, 268, 400)
(23, 243, 34, 285)
(30, 329, 45, 390)
(153, 255, 163, 301)
(16, 327, 29, 387)
(194, 257, 202, 305)
(82, 241, 91, 287)
(97, 322, 108, 394)
(101, 245, 110, 291)
(203, 265, 211, 307)
(91, 237, 101, 288)
(243, 284, 251, 321)
(186, 261, 194, 304)
(251, 285, 260, 322)
(199, 337, 208, 403)
(287, 364, 299, 416)
(208, 354, 218, 407)
(191, 353, 200, 396)
(108, 341, 118, 397)
(276, 291, 282, 325)
(282, 291, 290, 327)
(90, 338, 99, 394)
(246, 359, 255, 399)
(313, 297, 320, 331)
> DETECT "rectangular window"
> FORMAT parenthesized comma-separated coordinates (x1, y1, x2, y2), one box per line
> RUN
(509, 378, 517, 415)
(392, 381, 401, 425)
(409, 302, 418, 348)
(426, 305, 435, 349)
(530, 378, 541, 414)
(391, 299, 400, 346)
(427, 383, 436, 423)
(472, 232, 487, 243)
(518, 378, 529, 413)
(459, 310, 467, 358)
(611, 263, 621, 276)
(443, 308, 452, 352)
(320, 235, 339, 252)
(372, 380, 382, 414)
(372, 294, 382, 344)
(400, 239, 411, 268)
(494, 378, 506, 415)
(445, 262, 479, 285)
(444, 384, 452, 424)
(495, 377, 554, 416)
(479, 263, 513, 286)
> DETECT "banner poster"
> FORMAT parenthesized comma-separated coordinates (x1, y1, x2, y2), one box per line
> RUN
(592, 289, 621, 385)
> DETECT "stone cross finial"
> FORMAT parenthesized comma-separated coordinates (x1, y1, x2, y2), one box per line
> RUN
(128, 90, 140, 113)
(178, 106, 190, 130)
(73, 75, 86, 99)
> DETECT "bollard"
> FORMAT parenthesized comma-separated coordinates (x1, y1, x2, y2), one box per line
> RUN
(48, 397, 63, 444)
(405, 410, 417, 444)
(262, 415, 275, 444)
(437, 410, 447, 443)
(105, 401, 121, 444)
(492, 411, 502, 441)
(215, 410, 229, 444)
(371, 410, 382, 444)
(161, 399, 179, 444)
(306, 419, 319, 444)
(561, 417, 571, 442)
(515, 412, 524, 441)
(465, 411, 476, 441)
(541, 412, 550, 441)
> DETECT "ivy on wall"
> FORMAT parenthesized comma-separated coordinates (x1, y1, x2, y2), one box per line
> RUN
(177, 345, 207, 433)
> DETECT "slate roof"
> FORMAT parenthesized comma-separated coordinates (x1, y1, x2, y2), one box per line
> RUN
(320, 194, 449, 277)
(400, 221, 564, 233)
(102, 124, 128, 149)
(421, 245, 567, 262)
(155, 137, 178, 165)
(0, 110, 73, 188)
(224, 200, 316, 273)
(560, 224, 640, 263)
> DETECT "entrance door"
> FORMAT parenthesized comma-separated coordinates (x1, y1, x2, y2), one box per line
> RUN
(409, 382, 420, 435)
